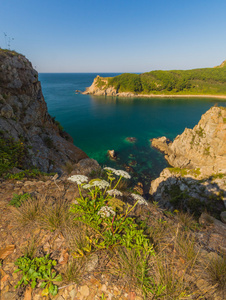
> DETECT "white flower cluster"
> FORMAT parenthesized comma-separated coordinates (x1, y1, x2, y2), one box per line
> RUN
(91, 180, 110, 189)
(104, 167, 117, 172)
(82, 183, 93, 190)
(104, 167, 131, 179)
(97, 206, 116, 218)
(67, 175, 88, 185)
(107, 189, 123, 197)
(131, 193, 148, 206)
(114, 170, 131, 179)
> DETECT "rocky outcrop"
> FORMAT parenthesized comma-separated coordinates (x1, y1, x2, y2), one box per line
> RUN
(83, 75, 136, 97)
(151, 106, 226, 176)
(83, 75, 117, 96)
(150, 167, 226, 211)
(0, 49, 88, 173)
(150, 106, 226, 213)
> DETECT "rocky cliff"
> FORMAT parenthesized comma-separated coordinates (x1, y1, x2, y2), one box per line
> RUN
(83, 75, 136, 97)
(0, 49, 88, 173)
(150, 106, 226, 214)
(151, 106, 226, 176)
(83, 75, 117, 96)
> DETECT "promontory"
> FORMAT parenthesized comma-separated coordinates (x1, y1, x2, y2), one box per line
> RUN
(83, 60, 226, 98)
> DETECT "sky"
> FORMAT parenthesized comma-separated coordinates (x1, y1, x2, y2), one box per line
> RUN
(0, 0, 226, 73)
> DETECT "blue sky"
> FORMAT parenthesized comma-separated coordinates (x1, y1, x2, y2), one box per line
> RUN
(0, 0, 226, 72)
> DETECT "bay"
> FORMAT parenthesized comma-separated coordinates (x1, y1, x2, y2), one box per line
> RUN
(39, 73, 226, 187)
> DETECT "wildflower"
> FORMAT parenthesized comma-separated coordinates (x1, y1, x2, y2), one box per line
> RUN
(67, 175, 88, 185)
(82, 183, 93, 190)
(131, 193, 148, 205)
(98, 206, 116, 218)
(114, 170, 131, 179)
(92, 180, 110, 189)
(104, 167, 131, 179)
(104, 167, 117, 173)
(107, 189, 123, 197)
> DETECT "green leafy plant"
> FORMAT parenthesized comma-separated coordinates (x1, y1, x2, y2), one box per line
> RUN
(69, 168, 155, 259)
(14, 254, 62, 297)
(9, 193, 31, 208)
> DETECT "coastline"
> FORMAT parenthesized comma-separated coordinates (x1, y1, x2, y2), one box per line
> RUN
(83, 90, 226, 99)
(127, 93, 226, 99)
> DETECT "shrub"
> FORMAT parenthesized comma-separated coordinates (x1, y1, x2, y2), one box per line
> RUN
(0, 137, 26, 176)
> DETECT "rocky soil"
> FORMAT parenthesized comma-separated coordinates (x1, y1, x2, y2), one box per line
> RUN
(0, 50, 88, 173)
(1, 171, 226, 299)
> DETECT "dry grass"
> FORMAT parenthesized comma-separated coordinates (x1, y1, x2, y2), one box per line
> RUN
(200, 254, 226, 297)
(14, 196, 44, 227)
(11, 191, 224, 299)
(63, 257, 85, 284)
(61, 161, 75, 174)
(147, 254, 197, 299)
(176, 211, 200, 231)
(39, 198, 72, 232)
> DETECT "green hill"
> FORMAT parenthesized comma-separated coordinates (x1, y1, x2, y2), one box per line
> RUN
(107, 60, 226, 95)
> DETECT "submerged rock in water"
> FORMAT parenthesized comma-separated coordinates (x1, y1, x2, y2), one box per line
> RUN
(126, 137, 137, 143)
(108, 149, 117, 160)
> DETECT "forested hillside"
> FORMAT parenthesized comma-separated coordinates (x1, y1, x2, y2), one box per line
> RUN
(107, 61, 226, 95)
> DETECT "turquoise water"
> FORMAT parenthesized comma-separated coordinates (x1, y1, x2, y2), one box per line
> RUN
(39, 73, 226, 187)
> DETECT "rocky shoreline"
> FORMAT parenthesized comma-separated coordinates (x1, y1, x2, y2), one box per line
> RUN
(82, 76, 226, 99)
(149, 106, 226, 217)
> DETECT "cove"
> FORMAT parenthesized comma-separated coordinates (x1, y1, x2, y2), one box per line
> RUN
(39, 73, 226, 188)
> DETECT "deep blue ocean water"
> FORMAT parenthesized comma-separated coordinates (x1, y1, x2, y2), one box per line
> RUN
(39, 73, 226, 186)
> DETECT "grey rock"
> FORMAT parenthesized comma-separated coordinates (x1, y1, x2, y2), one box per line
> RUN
(85, 253, 98, 272)
(220, 211, 226, 224)
(1, 104, 15, 118)
(0, 50, 92, 173)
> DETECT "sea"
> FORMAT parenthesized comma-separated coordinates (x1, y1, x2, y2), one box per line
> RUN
(39, 73, 226, 188)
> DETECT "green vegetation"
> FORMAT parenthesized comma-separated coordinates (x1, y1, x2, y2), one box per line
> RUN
(0, 48, 21, 57)
(4, 168, 55, 180)
(69, 171, 154, 258)
(0, 134, 56, 179)
(51, 116, 64, 132)
(0, 136, 26, 176)
(9, 193, 31, 208)
(106, 63, 226, 95)
(10, 167, 225, 299)
(96, 76, 108, 89)
(14, 254, 62, 297)
(168, 167, 201, 177)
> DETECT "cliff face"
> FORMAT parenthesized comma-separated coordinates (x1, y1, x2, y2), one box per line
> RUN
(0, 50, 88, 173)
(83, 75, 136, 97)
(83, 75, 118, 96)
(150, 106, 226, 212)
(152, 106, 226, 176)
